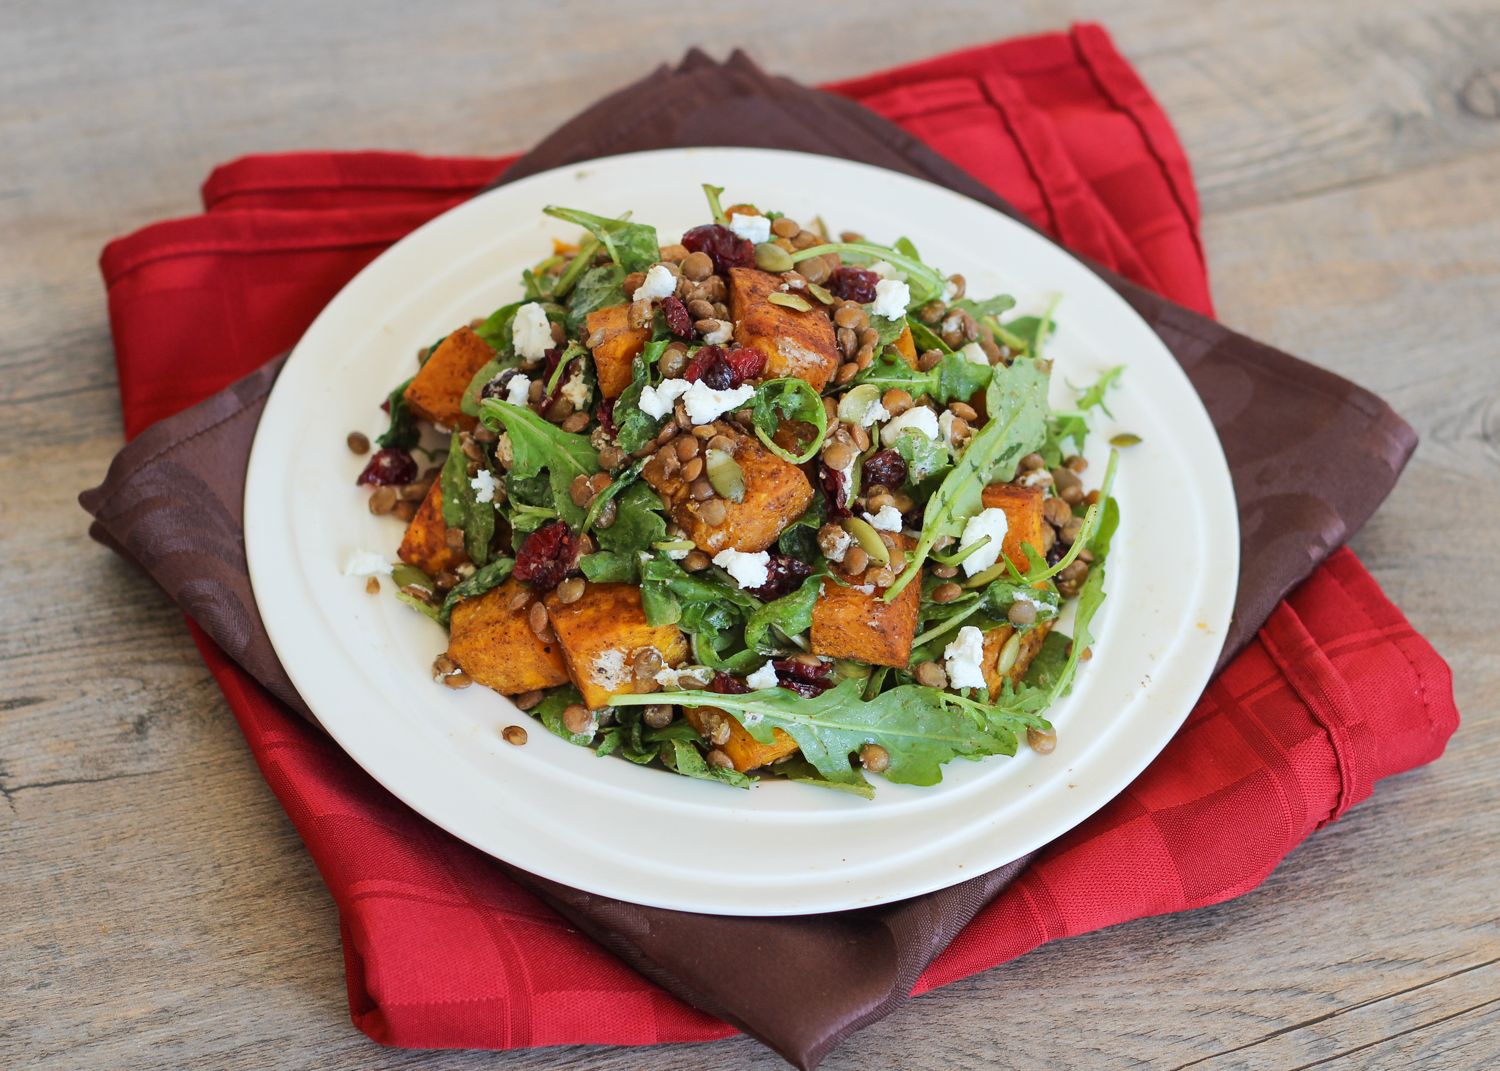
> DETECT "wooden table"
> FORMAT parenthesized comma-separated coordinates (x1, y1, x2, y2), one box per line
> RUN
(3, 2, 1497, 1067)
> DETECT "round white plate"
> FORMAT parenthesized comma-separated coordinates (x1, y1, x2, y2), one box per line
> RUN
(246, 148, 1237, 916)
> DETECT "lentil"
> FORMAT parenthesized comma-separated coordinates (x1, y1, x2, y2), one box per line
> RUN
(881, 388, 913, 416)
(514, 689, 544, 710)
(932, 581, 963, 603)
(442, 672, 473, 689)
(364, 576, 381, 595)
(562, 704, 594, 736)
(1008, 600, 1037, 626)
(502, 725, 529, 746)
(347, 430, 370, 454)
(642, 704, 674, 729)
(859, 743, 891, 773)
(914, 661, 948, 688)
(1026, 726, 1057, 754)
(369, 486, 397, 515)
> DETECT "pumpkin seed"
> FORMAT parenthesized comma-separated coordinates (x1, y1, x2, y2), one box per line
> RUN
(651, 539, 696, 556)
(767, 291, 812, 312)
(754, 242, 795, 272)
(1109, 432, 1143, 447)
(391, 564, 434, 595)
(837, 383, 882, 424)
(840, 516, 890, 567)
(704, 448, 746, 502)
(806, 282, 835, 305)
(834, 660, 871, 681)
(997, 631, 1024, 676)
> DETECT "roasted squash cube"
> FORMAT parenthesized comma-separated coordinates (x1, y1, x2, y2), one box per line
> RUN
(979, 483, 1048, 572)
(683, 706, 799, 772)
(981, 621, 1053, 702)
(402, 326, 494, 430)
(728, 267, 840, 392)
(893, 323, 918, 367)
(585, 303, 650, 401)
(641, 427, 813, 555)
(544, 582, 689, 709)
(397, 481, 466, 577)
(447, 578, 570, 695)
(810, 534, 921, 667)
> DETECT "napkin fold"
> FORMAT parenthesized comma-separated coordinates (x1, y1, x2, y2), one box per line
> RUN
(81, 26, 1458, 1070)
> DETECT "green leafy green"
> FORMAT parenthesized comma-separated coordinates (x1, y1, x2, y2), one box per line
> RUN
(777, 501, 826, 561)
(661, 738, 751, 789)
(742, 571, 824, 654)
(639, 555, 756, 665)
(594, 478, 668, 553)
(993, 297, 1060, 357)
(750, 377, 827, 463)
(789, 240, 944, 305)
(1043, 364, 1124, 463)
(437, 556, 514, 623)
(1021, 631, 1072, 694)
(473, 301, 524, 353)
(953, 294, 1018, 320)
(765, 755, 875, 798)
(438, 432, 497, 566)
(579, 550, 640, 583)
(566, 264, 627, 334)
(907, 317, 951, 356)
(701, 183, 728, 225)
(478, 399, 600, 527)
(891, 428, 952, 486)
(544, 205, 660, 274)
(613, 340, 668, 455)
(868, 314, 908, 351)
(394, 588, 443, 622)
(375, 377, 419, 450)
(460, 358, 507, 419)
(535, 686, 592, 746)
(849, 348, 991, 405)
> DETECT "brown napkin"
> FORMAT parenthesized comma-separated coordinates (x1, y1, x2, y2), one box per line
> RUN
(81, 52, 1416, 1070)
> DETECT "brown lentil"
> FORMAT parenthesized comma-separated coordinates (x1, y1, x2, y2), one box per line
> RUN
(562, 703, 594, 735)
(871, 566, 896, 588)
(698, 498, 728, 526)
(706, 749, 734, 770)
(836, 326, 858, 357)
(502, 725, 529, 746)
(843, 545, 870, 574)
(848, 422, 871, 451)
(347, 430, 370, 454)
(855, 344, 875, 369)
(682, 549, 711, 572)
(365, 576, 381, 595)
(1059, 518, 1085, 546)
(674, 435, 701, 461)
(399, 481, 429, 502)
(1021, 452, 1045, 471)
(1043, 497, 1073, 527)
(642, 704, 674, 729)
(679, 455, 704, 482)
(658, 242, 689, 262)
(1007, 600, 1037, 626)
(622, 270, 646, 296)
(1065, 455, 1088, 473)
(917, 349, 944, 372)
(433, 569, 459, 592)
(859, 743, 891, 773)
(881, 388, 913, 416)
(835, 361, 859, 384)
(1027, 726, 1057, 754)
(632, 646, 664, 682)
(771, 216, 801, 238)
(931, 563, 958, 579)
(442, 672, 473, 689)
(947, 401, 978, 422)
(513, 689, 544, 711)
(392, 500, 418, 523)
(369, 486, 397, 515)
(561, 412, 590, 433)
(569, 473, 594, 508)
(931, 581, 963, 604)
(821, 440, 854, 471)
(914, 661, 948, 689)
(800, 255, 831, 285)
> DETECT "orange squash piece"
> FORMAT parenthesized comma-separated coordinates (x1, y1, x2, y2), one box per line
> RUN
(397, 481, 466, 577)
(893, 323, 918, 367)
(683, 707, 799, 772)
(585, 303, 650, 400)
(544, 582, 689, 709)
(810, 534, 922, 668)
(728, 267, 841, 392)
(979, 483, 1048, 572)
(447, 579, 570, 695)
(981, 621, 1053, 702)
(402, 326, 494, 431)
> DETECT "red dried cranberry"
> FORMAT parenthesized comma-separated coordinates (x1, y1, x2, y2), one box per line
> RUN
(829, 266, 879, 303)
(747, 554, 813, 601)
(816, 463, 852, 518)
(662, 295, 695, 339)
(683, 345, 736, 390)
(861, 449, 908, 489)
(538, 347, 576, 408)
(595, 396, 618, 437)
(724, 346, 767, 384)
(513, 520, 581, 592)
(480, 367, 522, 404)
(681, 223, 754, 275)
(357, 447, 417, 486)
(771, 658, 834, 698)
(708, 672, 751, 695)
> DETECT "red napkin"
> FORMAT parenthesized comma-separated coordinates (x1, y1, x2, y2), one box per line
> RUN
(97, 24, 1457, 1057)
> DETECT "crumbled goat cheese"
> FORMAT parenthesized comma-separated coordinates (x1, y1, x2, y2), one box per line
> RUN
(745, 661, 781, 690)
(864, 505, 904, 532)
(470, 469, 499, 504)
(654, 664, 713, 690)
(1015, 588, 1050, 611)
(512, 302, 553, 361)
(727, 213, 771, 244)
(942, 277, 960, 302)
(504, 373, 532, 407)
(939, 409, 969, 447)
(700, 320, 733, 345)
(559, 367, 590, 410)
(638, 377, 692, 419)
(960, 341, 989, 365)
(824, 527, 853, 563)
(713, 548, 771, 590)
(959, 507, 1010, 577)
(341, 550, 392, 577)
(852, 395, 889, 427)
(591, 649, 628, 689)
(880, 405, 940, 446)
(665, 545, 691, 561)
(852, 584, 875, 595)
(632, 263, 677, 302)
(869, 260, 906, 280)
(944, 626, 988, 690)
(683, 380, 755, 425)
(870, 278, 911, 319)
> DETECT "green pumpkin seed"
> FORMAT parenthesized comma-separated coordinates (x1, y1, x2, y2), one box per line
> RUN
(767, 291, 812, 312)
(704, 448, 746, 503)
(834, 659, 871, 681)
(997, 631, 1024, 676)
(391, 563, 434, 595)
(837, 383, 882, 424)
(1109, 432, 1143, 447)
(806, 282, 835, 305)
(840, 516, 890, 566)
(651, 539, 696, 555)
(754, 242, 795, 273)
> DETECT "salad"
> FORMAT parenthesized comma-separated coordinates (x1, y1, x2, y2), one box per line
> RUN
(348, 185, 1123, 797)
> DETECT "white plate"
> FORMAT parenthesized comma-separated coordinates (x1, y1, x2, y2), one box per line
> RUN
(246, 148, 1237, 916)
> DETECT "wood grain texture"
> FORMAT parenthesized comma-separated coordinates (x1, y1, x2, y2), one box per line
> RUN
(2, 1, 1497, 1068)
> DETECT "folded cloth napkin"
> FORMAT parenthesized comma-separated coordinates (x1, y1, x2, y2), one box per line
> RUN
(80, 25, 1458, 1070)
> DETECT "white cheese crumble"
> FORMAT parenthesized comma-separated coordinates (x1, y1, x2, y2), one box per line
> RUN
(864, 504, 904, 532)
(944, 626, 988, 690)
(341, 550, 392, 577)
(960, 341, 989, 365)
(868, 259, 904, 280)
(665, 545, 690, 561)
(700, 320, 733, 345)
(745, 660, 781, 690)
(848, 393, 888, 427)
(880, 405, 940, 446)
(559, 367, 590, 410)
(851, 584, 875, 595)
(638, 377, 692, 419)
(591, 649, 628, 689)
(713, 548, 770, 590)
(824, 527, 852, 563)
(512, 302, 552, 361)
(504, 373, 532, 407)
(942, 277, 960, 302)
(632, 263, 677, 302)
(959, 507, 1010, 577)
(727, 213, 771, 244)
(682, 380, 755, 425)
(870, 278, 911, 319)
(470, 469, 499, 504)
(938, 409, 965, 447)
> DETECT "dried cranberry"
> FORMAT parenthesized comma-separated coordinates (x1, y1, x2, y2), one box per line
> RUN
(861, 449, 908, 489)
(817, 463, 852, 518)
(513, 520, 581, 592)
(747, 554, 813, 601)
(707, 672, 751, 695)
(683, 345, 737, 390)
(595, 396, 618, 438)
(357, 447, 417, 486)
(1046, 541, 1068, 567)
(480, 367, 522, 404)
(724, 346, 767, 384)
(538, 347, 576, 408)
(829, 266, 879, 303)
(662, 295, 695, 339)
(771, 658, 834, 698)
(681, 223, 754, 275)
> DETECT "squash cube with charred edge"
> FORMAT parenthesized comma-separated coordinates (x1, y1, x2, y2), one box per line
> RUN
(728, 267, 840, 392)
(683, 706, 799, 772)
(543, 582, 689, 709)
(397, 480, 466, 577)
(447, 578, 570, 695)
(641, 426, 813, 555)
(981, 621, 1053, 703)
(811, 534, 921, 667)
(585, 303, 650, 401)
(979, 482, 1048, 573)
(401, 326, 495, 431)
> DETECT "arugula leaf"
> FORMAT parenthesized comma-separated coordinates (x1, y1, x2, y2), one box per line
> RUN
(906, 317, 951, 356)
(544, 205, 660, 274)
(1042, 364, 1125, 462)
(742, 571, 824, 653)
(868, 314, 908, 350)
(459, 358, 508, 419)
(777, 500, 826, 561)
(701, 183, 728, 225)
(1044, 562, 1108, 704)
(1021, 630, 1072, 694)
(478, 399, 600, 527)
(473, 301, 524, 353)
(376, 377, 419, 450)
(579, 551, 640, 583)
(438, 556, 514, 623)
(1088, 495, 1121, 559)
(594, 478, 667, 553)
(789, 240, 944, 305)
(750, 377, 827, 463)
(885, 358, 1050, 600)
(536, 687, 593, 746)
(613, 340, 669, 455)
(661, 738, 751, 789)
(438, 432, 496, 566)
(394, 588, 443, 622)
(892, 428, 952, 486)
(566, 264, 627, 334)
(952, 294, 1018, 320)
(766, 755, 875, 798)
(639, 554, 756, 627)
(1074, 364, 1124, 416)
(894, 236, 921, 262)
(995, 297, 1060, 357)
(850, 348, 991, 405)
